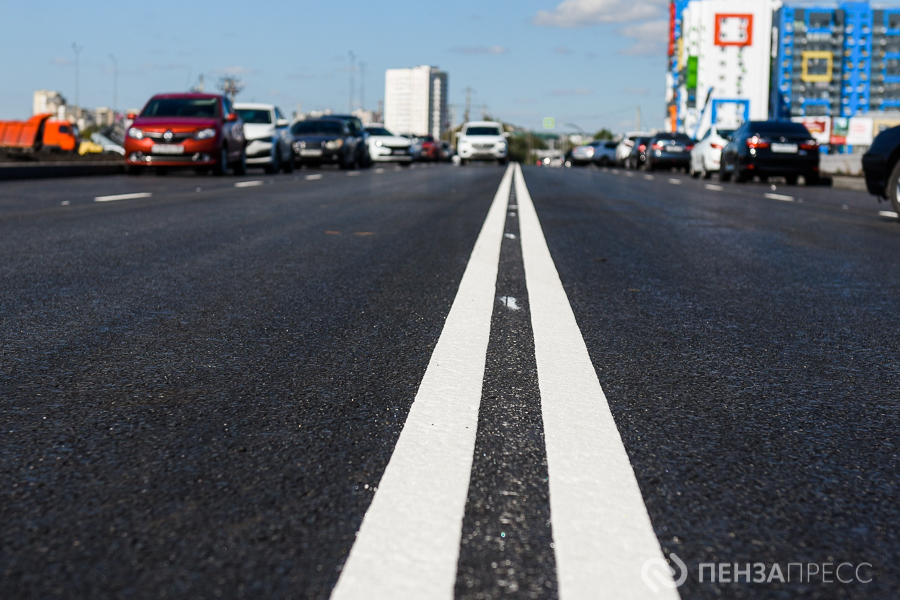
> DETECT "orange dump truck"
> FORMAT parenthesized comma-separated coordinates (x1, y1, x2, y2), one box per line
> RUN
(0, 113, 78, 152)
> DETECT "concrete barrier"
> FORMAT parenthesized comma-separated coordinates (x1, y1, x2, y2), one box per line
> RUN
(820, 153, 863, 176)
(0, 161, 125, 181)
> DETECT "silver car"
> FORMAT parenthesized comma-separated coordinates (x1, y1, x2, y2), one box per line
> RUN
(234, 103, 294, 173)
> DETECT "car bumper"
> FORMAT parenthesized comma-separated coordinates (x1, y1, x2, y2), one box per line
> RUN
(124, 138, 220, 167)
(738, 156, 819, 174)
(371, 146, 412, 162)
(459, 148, 508, 160)
(649, 152, 690, 165)
(862, 153, 887, 197)
(245, 139, 273, 162)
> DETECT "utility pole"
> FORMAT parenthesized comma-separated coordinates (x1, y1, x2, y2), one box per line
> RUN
(464, 86, 472, 123)
(72, 43, 83, 118)
(636, 105, 642, 131)
(359, 61, 366, 111)
(348, 51, 355, 113)
(109, 54, 118, 118)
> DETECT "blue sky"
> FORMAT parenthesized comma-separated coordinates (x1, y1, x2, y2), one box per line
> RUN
(3, 0, 688, 133)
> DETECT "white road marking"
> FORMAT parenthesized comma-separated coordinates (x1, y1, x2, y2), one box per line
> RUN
(234, 180, 264, 188)
(668, 178, 682, 185)
(60, 201, 70, 206)
(305, 174, 323, 181)
(705, 184, 724, 191)
(514, 164, 679, 600)
(375, 168, 385, 173)
(879, 210, 899, 219)
(504, 232, 516, 239)
(625, 172, 634, 177)
(765, 193, 794, 202)
(644, 174, 654, 180)
(498, 296, 521, 311)
(93, 192, 152, 203)
(347, 171, 361, 177)
(611, 169, 619, 174)
(331, 164, 515, 600)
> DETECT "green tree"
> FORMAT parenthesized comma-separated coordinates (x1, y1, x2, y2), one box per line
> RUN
(593, 128, 615, 141)
(508, 133, 547, 163)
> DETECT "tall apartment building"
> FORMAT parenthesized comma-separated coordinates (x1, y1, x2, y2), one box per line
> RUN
(384, 66, 448, 138)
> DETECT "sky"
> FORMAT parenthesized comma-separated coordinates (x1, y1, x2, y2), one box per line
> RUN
(0, 0, 867, 135)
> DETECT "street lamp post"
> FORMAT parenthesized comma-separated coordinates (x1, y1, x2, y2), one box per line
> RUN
(109, 54, 118, 120)
(348, 50, 355, 113)
(72, 43, 83, 119)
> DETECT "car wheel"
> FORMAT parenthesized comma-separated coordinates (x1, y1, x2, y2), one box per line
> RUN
(214, 146, 229, 176)
(233, 149, 247, 176)
(689, 161, 699, 178)
(785, 174, 798, 186)
(734, 169, 749, 183)
(719, 164, 732, 182)
(888, 160, 900, 214)
(804, 173, 819, 186)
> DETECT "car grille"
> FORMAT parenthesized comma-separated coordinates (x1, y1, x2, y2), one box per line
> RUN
(299, 141, 324, 149)
(145, 130, 193, 142)
(472, 142, 495, 150)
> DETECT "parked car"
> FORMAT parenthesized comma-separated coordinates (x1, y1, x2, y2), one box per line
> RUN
(124, 93, 245, 175)
(418, 135, 441, 161)
(440, 141, 455, 161)
(862, 125, 900, 212)
(290, 118, 358, 169)
(720, 120, 819, 184)
(364, 124, 412, 164)
(234, 103, 293, 174)
(568, 140, 617, 166)
(645, 133, 694, 172)
(624, 136, 651, 170)
(616, 131, 655, 166)
(689, 126, 735, 179)
(457, 121, 509, 165)
(321, 114, 370, 167)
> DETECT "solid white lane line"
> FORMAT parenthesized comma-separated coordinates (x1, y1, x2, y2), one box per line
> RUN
(644, 174, 654, 180)
(375, 168, 385, 173)
(306, 174, 323, 181)
(347, 171, 361, 177)
(331, 164, 515, 600)
(93, 192, 152, 202)
(668, 178, 682, 185)
(765, 192, 794, 202)
(879, 210, 899, 218)
(514, 164, 679, 600)
(705, 184, 724, 191)
(235, 180, 264, 188)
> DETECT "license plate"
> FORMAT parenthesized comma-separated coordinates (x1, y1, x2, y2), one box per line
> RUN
(392, 149, 408, 155)
(665, 146, 683, 152)
(151, 144, 184, 155)
(300, 149, 323, 157)
(771, 143, 798, 153)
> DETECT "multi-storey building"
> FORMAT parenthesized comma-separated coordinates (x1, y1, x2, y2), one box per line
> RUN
(384, 65, 449, 139)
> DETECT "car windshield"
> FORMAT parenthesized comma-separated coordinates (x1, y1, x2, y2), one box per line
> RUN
(717, 129, 736, 139)
(366, 127, 394, 136)
(235, 109, 272, 124)
(466, 126, 501, 136)
(751, 122, 812, 136)
(291, 121, 344, 135)
(141, 98, 219, 118)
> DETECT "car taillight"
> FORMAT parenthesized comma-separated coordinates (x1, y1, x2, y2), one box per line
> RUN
(652, 142, 664, 150)
(711, 143, 723, 150)
(685, 144, 694, 151)
(746, 135, 770, 149)
(638, 144, 646, 151)
(800, 140, 817, 150)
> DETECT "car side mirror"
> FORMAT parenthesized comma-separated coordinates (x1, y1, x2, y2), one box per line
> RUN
(276, 119, 289, 127)
(226, 113, 238, 122)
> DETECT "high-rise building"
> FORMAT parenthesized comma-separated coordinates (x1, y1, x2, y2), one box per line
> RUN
(33, 90, 66, 116)
(384, 66, 448, 138)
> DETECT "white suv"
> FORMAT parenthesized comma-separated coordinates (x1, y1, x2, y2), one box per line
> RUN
(233, 103, 294, 173)
(457, 121, 508, 165)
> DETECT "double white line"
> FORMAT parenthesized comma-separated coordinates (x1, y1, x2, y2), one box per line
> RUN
(331, 164, 677, 600)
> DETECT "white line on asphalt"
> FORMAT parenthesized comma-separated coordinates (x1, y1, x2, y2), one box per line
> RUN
(644, 174, 654, 180)
(305, 174, 323, 181)
(625, 172, 634, 177)
(611, 169, 619, 174)
(234, 180, 264, 188)
(705, 184, 724, 191)
(879, 210, 899, 219)
(498, 295, 521, 310)
(61, 201, 70, 206)
(347, 171, 361, 177)
(668, 178, 682, 185)
(331, 164, 515, 600)
(515, 163, 679, 600)
(765, 192, 794, 202)
(375, 168, 385, 173)
(93, 192, 152, 203)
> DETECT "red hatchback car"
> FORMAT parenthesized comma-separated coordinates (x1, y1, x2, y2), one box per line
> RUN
(124, 93, 246, 175)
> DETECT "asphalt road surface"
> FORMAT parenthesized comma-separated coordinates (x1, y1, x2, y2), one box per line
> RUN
(1, 163, 898, 600)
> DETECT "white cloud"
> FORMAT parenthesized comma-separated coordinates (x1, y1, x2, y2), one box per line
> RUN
(534, 0, 667, 27)
(451, 45, 509, 55)
(618, 19, 669, 55)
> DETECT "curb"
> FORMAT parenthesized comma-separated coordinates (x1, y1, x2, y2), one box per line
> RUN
(0, 162, 125, 181)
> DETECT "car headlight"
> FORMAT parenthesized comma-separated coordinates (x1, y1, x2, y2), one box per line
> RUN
(499, 141, 507, 149)
(127, 127, 144, 140)
(374, 140, 383, 147)
(194, 128, 216, 140)
(325, 139, 344, 150)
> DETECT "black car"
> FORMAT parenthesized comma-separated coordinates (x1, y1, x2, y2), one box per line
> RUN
(646, 133, 694, 172)
(625, 137, 651, 170)
(320, 114, 370, 167)
(290, 119, 358, 169)
(720, 120, 820, 184)
(862, 125, 900, 210)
